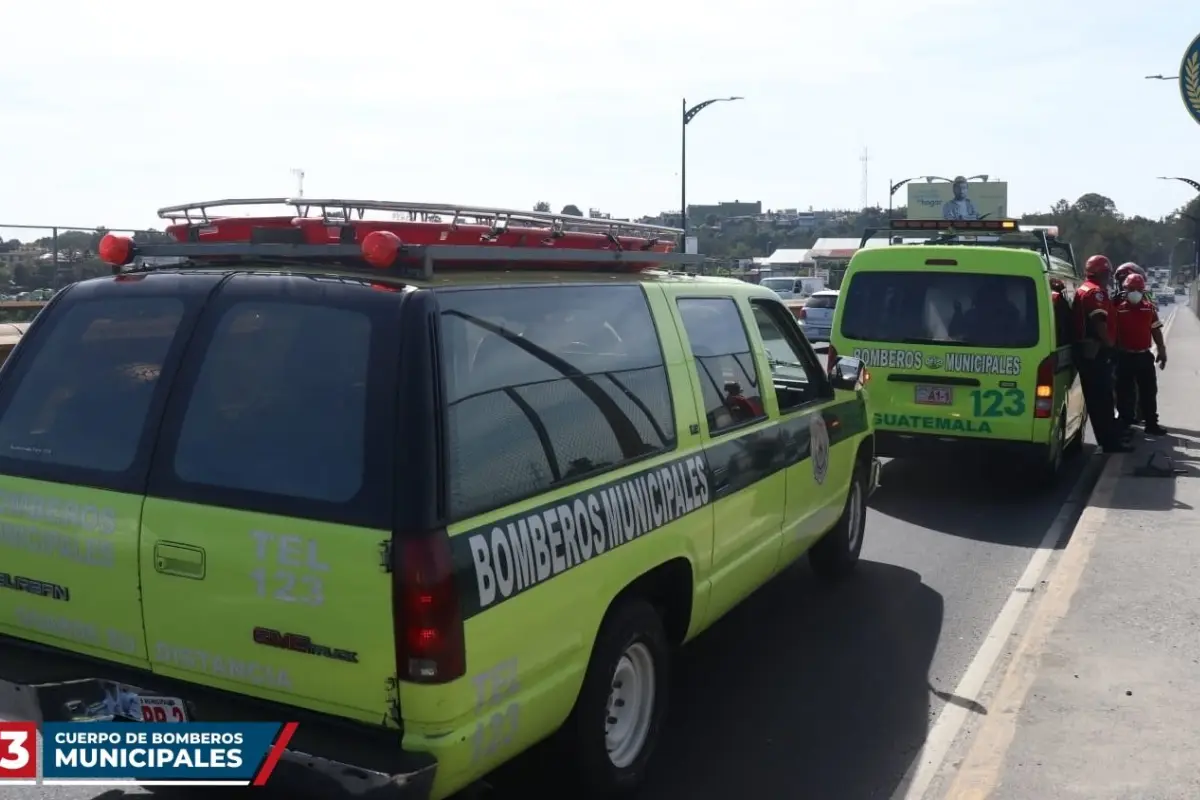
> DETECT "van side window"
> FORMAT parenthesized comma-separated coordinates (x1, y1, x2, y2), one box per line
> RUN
(0, 297, 184, 483)
(438, 285, 676, 522)
(172, 302, 371, 504)
(750, 299, 830, 412)
(676, 297, 766, 435)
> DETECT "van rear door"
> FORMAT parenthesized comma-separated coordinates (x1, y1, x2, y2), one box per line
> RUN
(0, 279, 207, 666)
(837, 262, 1043, 441)
(138, 274, 404, 723)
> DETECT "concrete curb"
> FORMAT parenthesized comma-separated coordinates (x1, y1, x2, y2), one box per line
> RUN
(938, 451, 1121, 798)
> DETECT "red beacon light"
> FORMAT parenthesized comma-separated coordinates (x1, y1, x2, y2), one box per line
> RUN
(361, 230, 403, 269)
(98, 234, 135, 268)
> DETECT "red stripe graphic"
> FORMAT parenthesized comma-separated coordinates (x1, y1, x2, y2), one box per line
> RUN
(252, 722, 299, 786)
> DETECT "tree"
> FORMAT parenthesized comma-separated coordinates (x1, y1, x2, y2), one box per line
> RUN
(533, 201, 551, 212)
(561, 204, 583, 217)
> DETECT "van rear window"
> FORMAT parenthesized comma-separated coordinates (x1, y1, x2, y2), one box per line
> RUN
(840, 271, 1040, 349)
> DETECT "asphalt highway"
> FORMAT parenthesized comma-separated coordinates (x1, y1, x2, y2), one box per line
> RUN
(13, 306, 1179, 800)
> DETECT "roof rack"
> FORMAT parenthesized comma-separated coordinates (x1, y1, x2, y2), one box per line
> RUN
(858, 218, 1078, 274)
(157, 197, 684, 242)
(99, 197, 704, 279)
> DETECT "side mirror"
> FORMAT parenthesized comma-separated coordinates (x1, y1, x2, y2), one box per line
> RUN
(828, 356, 867, 391)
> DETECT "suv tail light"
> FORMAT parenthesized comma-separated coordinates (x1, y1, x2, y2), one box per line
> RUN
(1034, 353, 1056, 418)
(394, 529, 465, 683)
(797, 307, 807, 320)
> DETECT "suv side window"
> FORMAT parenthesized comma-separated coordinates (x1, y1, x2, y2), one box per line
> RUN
(438, 285, 676, 522)
(171, 301, 373, 505)
(750, 299, 831, 412)
(676, 297, 766, 435)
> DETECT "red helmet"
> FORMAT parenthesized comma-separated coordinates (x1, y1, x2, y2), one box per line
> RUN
(1085, 254, 1112, 278)
(1118, 261, 1141, 276)
(1123, 273, 1146, 292)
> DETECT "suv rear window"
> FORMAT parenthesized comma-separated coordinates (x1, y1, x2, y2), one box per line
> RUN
(840, 271, 1040, 349)
(805, 294, 837, 310)
(438, 285, 676, 521)
(0, 297, 185, 476)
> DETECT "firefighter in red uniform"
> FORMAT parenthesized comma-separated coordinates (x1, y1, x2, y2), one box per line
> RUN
(1114, 273, 1168, 436)
(1073, 254, 1132, 452)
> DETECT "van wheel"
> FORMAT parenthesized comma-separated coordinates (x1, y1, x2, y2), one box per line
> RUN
(565, 598, 670, 797)
(1036, 417, 1067, 484)
(1065, 412, 1085, 457)
(809, 463, 867, 580)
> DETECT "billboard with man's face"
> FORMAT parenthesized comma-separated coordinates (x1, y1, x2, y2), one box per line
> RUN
(906, 178, 1008, 221)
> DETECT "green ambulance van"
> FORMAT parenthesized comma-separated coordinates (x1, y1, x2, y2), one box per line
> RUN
(827, 219, 1086, 482)
(0, 198, 879, 799)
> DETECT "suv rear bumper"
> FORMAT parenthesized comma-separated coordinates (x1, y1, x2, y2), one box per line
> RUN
(0, 634, 436, 799)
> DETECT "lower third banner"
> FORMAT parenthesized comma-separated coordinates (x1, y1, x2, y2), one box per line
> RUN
(42, 721, 297, 785)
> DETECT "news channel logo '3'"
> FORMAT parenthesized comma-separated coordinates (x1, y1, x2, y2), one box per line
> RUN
(0, 720, 298, 786)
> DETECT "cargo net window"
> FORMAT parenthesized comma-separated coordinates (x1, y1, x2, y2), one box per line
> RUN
(173, 302, 370, 503)
(676, 297, 767, 435)
(439, 286, 676, 521)
(0, 297, 183, 472)
(840, 271, 1040, 349)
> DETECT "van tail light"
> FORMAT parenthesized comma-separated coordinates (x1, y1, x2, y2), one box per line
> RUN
(826, 343, 838, 374)
(1034, 353, 1056, 418)
(393, 529, 466, 684)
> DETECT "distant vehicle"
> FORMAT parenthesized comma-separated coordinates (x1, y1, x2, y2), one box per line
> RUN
(795, 290, 839, 342)
(1158, 292, 1174, 305)
(761, 276, 825, 300)
(1175, 287, 1185, 296)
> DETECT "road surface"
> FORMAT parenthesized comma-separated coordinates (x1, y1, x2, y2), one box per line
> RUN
(12, 308, 1176, 800)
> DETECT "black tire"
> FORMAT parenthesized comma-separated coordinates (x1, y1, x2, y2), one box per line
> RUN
(564, 598, 670, 798)
(809, 461, 868, 580)
(1036, 416, 1068, 484)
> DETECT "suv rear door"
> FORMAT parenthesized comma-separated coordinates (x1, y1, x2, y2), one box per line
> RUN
(137, 274, 404, 723)
(837, 260, 1044, 441)
(0, 278, 208, 666)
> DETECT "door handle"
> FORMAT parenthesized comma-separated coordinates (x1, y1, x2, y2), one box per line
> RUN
(154, 541, 206, 580)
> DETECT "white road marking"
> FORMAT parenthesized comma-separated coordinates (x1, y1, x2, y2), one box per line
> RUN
(899, 303, 1183, 800)
(898, 457, 1100, 800)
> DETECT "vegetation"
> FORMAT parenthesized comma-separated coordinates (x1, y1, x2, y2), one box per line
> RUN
(686, 193, 1200, 274)
(2, 192, 1198, 293)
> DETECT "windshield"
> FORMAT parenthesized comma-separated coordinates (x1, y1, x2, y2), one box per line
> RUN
(761, 278, 797, 293)
(840, 271, 1040, 349)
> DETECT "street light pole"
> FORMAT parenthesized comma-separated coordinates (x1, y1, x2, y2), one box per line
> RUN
(888, 178, 915, 216)
(680, 96, 744, 245)
(1157, 176, 1200, 280)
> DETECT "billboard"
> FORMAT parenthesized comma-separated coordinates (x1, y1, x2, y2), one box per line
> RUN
(906, 178, 1008, 221)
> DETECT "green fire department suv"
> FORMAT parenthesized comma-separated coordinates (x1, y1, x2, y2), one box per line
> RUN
(0, 198, 878, 799)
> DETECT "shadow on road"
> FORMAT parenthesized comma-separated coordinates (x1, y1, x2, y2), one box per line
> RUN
(1093, 428, 1200, 512)
(868, 449, 1098, 548)
(483, 560, 943, 800)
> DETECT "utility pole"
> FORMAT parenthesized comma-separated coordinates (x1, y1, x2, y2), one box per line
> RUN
(860, 148, 870, 210)
(290, 168, 306, 199)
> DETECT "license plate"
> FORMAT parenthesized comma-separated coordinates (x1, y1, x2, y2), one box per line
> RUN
(915, 385, 953, 405)
(134, 695, 189, 723)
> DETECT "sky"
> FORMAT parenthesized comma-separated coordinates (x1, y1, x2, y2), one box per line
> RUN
(1, 0, 1198, 240)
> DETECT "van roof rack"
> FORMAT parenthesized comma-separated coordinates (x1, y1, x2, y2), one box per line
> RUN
(98, 197, 704, 279)
(858, 218, 1078, 274)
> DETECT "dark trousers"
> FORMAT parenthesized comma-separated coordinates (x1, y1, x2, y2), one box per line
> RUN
(1078, 353, 1118, 447)
(1116, 350, 1158, 426)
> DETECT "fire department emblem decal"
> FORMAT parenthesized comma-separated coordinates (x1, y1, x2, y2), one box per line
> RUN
(810, 414, 830, 485)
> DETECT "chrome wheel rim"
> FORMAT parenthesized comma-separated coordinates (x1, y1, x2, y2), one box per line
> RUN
(605, 642, 656, 769)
